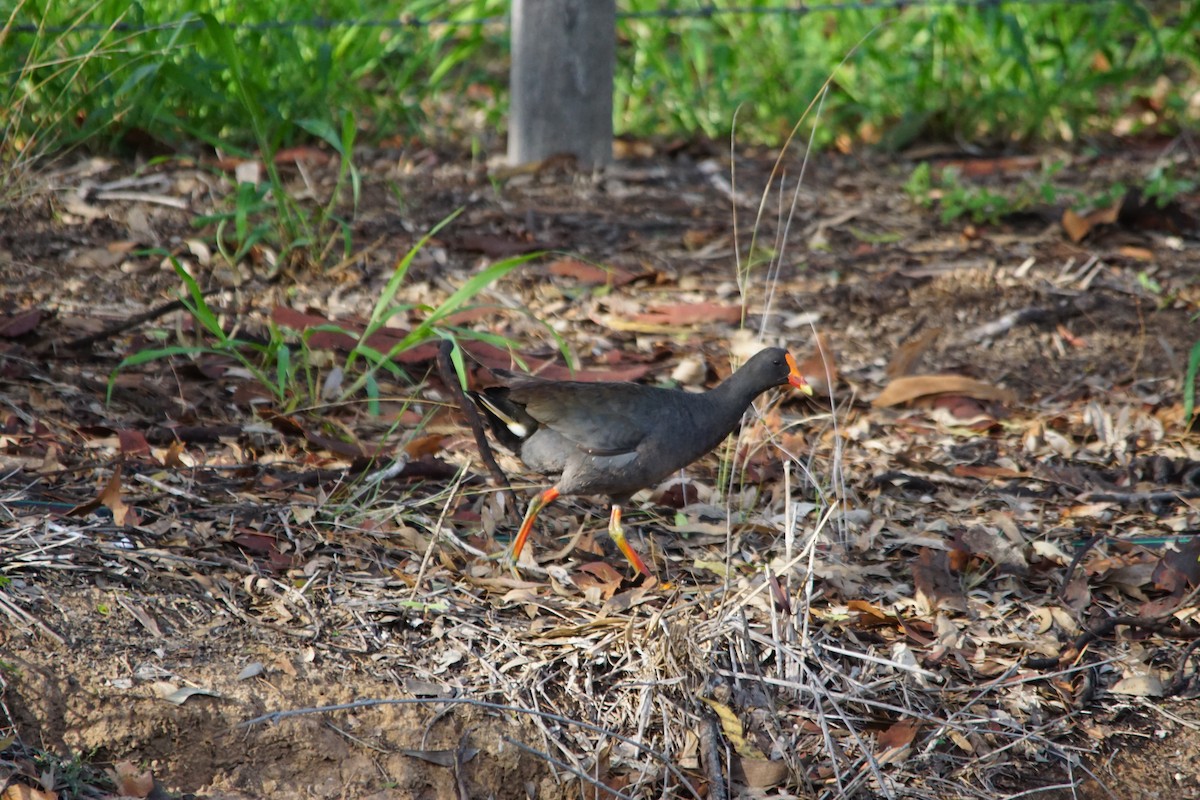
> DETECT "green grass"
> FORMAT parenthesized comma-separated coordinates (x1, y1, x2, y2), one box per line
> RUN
(109, 211, 542, 414)
(0, 738, 117, 799)
(617, 0, 1197, 148)
(2, 0, 507, 159)
(903, 155, 1197, 225)
(0, 0, 131, 203)
(3, 0, 1197, 169)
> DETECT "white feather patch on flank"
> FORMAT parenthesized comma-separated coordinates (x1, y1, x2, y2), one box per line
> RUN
(476, 394, 529, 439)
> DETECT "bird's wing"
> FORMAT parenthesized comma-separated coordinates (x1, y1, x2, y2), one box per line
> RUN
(508, 381, 660, 456)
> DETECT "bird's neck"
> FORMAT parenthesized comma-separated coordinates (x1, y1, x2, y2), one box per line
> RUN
(691, 378, 761, 450)
(706, 373, 761, 413)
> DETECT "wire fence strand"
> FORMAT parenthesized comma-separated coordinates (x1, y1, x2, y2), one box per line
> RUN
(9, 0, 1112, 38)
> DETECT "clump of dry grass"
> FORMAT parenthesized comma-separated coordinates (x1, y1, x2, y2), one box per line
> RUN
(1, 1, 139, 210)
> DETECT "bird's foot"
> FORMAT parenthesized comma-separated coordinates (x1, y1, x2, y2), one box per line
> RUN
(608, 505, 653, 577)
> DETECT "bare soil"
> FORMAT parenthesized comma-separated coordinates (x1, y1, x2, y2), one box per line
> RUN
(2, 141, 1199, 799)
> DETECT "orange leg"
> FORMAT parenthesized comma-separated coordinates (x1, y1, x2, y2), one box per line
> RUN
(608, 504, 651, 577)
(509, 487, 560, 564)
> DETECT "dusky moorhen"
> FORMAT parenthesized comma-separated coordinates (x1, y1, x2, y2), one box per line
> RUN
(472, 346, 811, 575)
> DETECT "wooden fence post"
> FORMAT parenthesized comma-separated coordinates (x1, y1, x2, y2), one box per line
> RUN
(508, 0, 615, 167)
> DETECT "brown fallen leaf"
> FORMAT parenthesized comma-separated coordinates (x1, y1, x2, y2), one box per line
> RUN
(797, 332, 838, 396)
(681, 228, 718, 251)
(848, 599, 903, 630)
(1061, 502, 1114, 520)
(930, 394, 992, 423)
(1062, 199, 1121, 243)
(273, 145, 331, 166)
(441, 307, 496, 326)
(117, 428, 151, 458)
(877, 718, 921, 756)
(951, 464, 1024, 480)
(547, 257, 637, 286)
(600, 580, 658, 613)
(38, 444, 62, 474)
(887, 327, 943, 378)
(873, 374, 1015, 407)
(1152, 539, 1200, 594)
(457, 233, 546, 258)
(933, 155, 1042, 178)
(574, 562, 623, 600)
(1110, 673, 1164, 697)
(404, 434, 447, 459)
(605, 317, 705, 335)
(232, 530, 294, 572)
(109, 760, 156, 799)
(163, 440, 187, 468)
(0, 309, 44, 338)
(99, 465, 130, 527)
(74, 245, 128, 270)
(1, 784, 58, 800)
(632, 302, 742, 326)
(490, 152, 578, 179)
(1117, 245, 1154, 261)
(734, 756, 789, 789)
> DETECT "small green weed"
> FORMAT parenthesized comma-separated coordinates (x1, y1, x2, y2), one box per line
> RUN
(938, 176, 1013, 226)
(196, 13, 362, 269)
(109, 253, 316, 409)
(904, 163, 1024, 225)
(1091, 181, 1129, 211)
(1136, 271, 1164, 296)
(333, 209, 545, 410)
(111, 211, 542, 414)
(1143, 163, 1197, 208)
(31, 749, 117, 798)
(905, 160, 1085, 226)
(193, 180, 276, 268)
(1133, 272, 1177, 311)
(1185, 335, 1200, 428)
